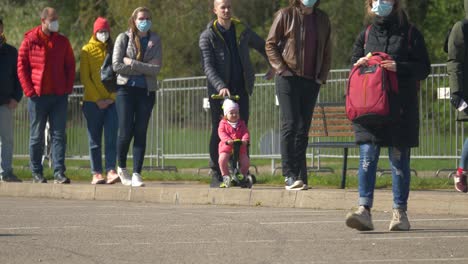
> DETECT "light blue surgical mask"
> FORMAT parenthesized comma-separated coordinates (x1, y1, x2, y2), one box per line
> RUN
(371, 0, 393, 17)
(136, 19, 152, 33)
(301, 0, 317, 8)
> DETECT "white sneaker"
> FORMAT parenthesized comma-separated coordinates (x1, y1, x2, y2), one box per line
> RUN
(131, 173, 145, 187)
(345, 206, 374, 231)
(220, 175, 231, 188)
(389, 209, 411, 231)
(117, 167, 132, 186)
(286, 179, 304, 190)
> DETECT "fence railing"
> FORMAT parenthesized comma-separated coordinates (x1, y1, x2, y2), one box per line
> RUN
(12, 64, 466, 172)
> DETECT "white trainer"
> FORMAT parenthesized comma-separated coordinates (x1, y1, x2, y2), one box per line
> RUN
(132, 173, 145, 187)
(286, 179, 304, 190)
(117, 167, 132, 186)
(345, 206, 374, 231)
(389, 209, 411, 231)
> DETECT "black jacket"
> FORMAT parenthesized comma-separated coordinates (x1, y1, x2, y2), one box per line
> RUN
(199, 18, 269, 96)
(0, 43, 22, 105)
(350, 12, 430, 147)
(447, 0, 468, 121)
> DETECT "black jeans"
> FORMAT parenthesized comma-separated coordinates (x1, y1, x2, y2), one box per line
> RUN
(276, 76, 320, 184)
(208, 91, 249, 174)
(115, 87, 155, 174)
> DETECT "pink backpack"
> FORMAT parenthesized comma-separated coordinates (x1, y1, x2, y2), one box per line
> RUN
(345, 51, 399, 125)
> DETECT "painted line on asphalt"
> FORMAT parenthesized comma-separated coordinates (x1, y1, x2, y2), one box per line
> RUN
(113, 225, 145, 228)
(95, 239, 279, 246)
(0, 227, 41, 230)
(221, 210, 340, 214)
(345, 258, 468, 263)
(351, 235, 468, 241)
(260, 218, 468, 225)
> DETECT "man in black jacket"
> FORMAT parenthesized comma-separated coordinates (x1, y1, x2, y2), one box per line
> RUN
(0, 18, 23, 182)
(199, 0, 273, 182)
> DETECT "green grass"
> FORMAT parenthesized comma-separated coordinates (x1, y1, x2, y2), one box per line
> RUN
(11, 157, 455, 190)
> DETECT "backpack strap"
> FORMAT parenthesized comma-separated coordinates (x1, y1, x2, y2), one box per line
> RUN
(364, 25, 372, 50)
(407, 24, 413, 49)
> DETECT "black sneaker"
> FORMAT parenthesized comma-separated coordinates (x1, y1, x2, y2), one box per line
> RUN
(32, 173, 47, 183)
(0, 172, 22, 182)
(54, 173, 71, 184)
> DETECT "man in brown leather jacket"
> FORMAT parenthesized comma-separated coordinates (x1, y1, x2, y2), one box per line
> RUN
(266, 0, 332, 190)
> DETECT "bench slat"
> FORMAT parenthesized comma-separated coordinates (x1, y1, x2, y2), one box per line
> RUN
(309, 132, 355, 137)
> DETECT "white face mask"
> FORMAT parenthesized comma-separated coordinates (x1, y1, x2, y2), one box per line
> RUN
(96, 32, 109, 43)
(48, 20, 59, 32)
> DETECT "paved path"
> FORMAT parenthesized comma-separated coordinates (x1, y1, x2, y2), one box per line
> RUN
(1, 182, 468, 216)
(1, 197, 468, 264)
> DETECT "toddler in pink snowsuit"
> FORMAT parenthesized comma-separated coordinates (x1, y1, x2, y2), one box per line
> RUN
(218, 99, 250, 182)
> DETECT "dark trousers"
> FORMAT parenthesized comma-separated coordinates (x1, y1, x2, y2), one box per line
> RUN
(208, 92, 249, 174)
(28, 95, 68, 176)
(276, 76, 320, 184)
(115, 87, 155, 174)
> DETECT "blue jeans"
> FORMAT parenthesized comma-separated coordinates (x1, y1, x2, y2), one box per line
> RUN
(115, 87, 155, 174)
(275, 76, 320, 184)
(358, 144, 411, 210)
(27, 95, 68, 175)
(0, 105, 14, 175)
(82, 102, 118, 174)
(459, 138, 468, 169)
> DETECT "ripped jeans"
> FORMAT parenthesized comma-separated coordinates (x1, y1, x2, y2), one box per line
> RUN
(358, 144, 411, 211)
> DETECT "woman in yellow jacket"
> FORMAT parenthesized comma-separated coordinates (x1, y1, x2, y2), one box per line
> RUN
(80, 17, 119, 184)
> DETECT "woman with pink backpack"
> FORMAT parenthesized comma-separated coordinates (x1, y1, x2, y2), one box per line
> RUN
(345, 0, 430, 232)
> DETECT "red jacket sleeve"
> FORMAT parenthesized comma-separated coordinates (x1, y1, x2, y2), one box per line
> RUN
(17, 38, 35, 97)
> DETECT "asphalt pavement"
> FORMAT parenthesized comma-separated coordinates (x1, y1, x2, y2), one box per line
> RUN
(1, 197, 468, 264)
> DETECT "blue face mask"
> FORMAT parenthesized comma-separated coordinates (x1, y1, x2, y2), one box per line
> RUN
(371, 0, 393, 17)
(136, 19, 152, 33)
(301, 0, 317, 8)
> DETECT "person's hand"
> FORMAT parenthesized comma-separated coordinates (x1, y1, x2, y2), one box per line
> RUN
(353, 56, 369, 67)
(96, 100, 109, 109)
(280, 70, 293, 77)
(105, 99, 114, 105)
(242, 140, 249, 146)
(381, 60, 397, 72)
(8, 99, 18, 109)
(451, 93, 464, 109)
(219, 88, 231, 97)
(123, 57, 133, 65)
(264, 68, 275, 80)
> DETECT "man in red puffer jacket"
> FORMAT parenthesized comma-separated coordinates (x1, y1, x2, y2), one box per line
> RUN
(17, 7, 75, 184)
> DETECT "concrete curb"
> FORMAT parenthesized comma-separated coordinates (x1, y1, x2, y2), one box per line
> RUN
(1, 182, 467, 215)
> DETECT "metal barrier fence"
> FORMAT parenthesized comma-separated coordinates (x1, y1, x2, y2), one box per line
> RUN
(12, 64, 466, 172)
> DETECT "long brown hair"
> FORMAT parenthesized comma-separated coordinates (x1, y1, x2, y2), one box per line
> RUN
(128, 7, 151, 61)
(365, 0, 404, 26)
(288, 0, 320, 8)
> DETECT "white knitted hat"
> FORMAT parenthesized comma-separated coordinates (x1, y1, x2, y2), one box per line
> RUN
(222, 99, 239, 116)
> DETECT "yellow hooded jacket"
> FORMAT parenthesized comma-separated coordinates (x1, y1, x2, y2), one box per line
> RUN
(80, 36, 116, 102)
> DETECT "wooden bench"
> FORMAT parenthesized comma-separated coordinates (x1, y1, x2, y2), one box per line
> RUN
(308, 103, 356, 189)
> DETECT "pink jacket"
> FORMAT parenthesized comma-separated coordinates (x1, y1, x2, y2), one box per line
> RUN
(218, 118, 250, 154)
